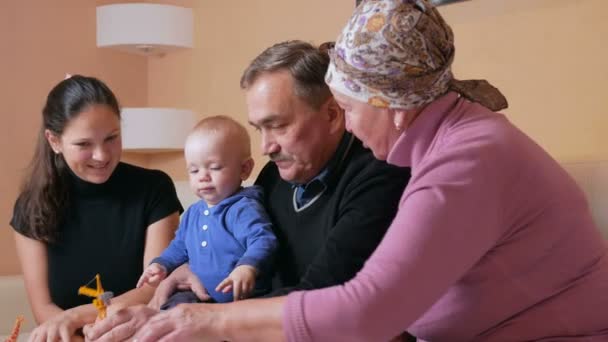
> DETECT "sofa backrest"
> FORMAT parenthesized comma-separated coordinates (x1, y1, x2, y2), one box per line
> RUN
(173, 163, 608, 236)
(562, 160, 608, 239)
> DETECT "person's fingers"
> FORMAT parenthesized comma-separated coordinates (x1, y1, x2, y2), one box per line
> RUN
(156, 330, 188, 342)
(215, 277, 231, 292)
(82, 323, 93, 340)
(85, 308, 131, 341)
(133, 312, 175, 342)
(189, 277, 211, 301)
(149, 279, 176, 309)
(147, 274, 162, 286)
(239, 282, 246, 299)
(44, 326, 59, 342)
(136, 274, 147, 288)
(147, 296, 161, 310)
(152, 270, 166, 280)
(147, 287, 163, 310)
(233, 280, 241, 301)
(175, 283, 190, 291)
(221, 283, 233, 294)
(35, 329, 46, 342)
(46, 328, 58, 342)
(152, 264, 165, 275)
(96, 319, 137, 342)
(242, 281, 252, 298)
(59, 325, 72, 342)
(27, 329, 41, 342)
(242, 281, 250, 298)
(239, 283, 247, 300)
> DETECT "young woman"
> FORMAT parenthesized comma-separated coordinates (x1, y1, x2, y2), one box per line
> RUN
(11, 75, 182, 341)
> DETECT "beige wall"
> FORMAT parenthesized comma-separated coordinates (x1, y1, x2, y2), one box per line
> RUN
(441, 0, 608, 163)
(0, 0, 149, 275)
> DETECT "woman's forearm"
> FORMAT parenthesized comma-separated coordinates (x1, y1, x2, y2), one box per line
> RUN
(108, 284, 156, 309)
(69, 304, 101, 326)
(220, 296, 287, 342)
(33, 302, 64, 324)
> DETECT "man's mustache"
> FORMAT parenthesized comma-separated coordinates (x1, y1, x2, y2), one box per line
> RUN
(269, 153, 293, 163)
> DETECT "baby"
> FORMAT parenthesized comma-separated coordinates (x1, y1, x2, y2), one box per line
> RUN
(137, 115, 277, 306)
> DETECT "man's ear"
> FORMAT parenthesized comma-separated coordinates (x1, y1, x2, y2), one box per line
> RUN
(44, 129, 62, 154)
(241, 157, 255, 181)
(325, 97, 344, 134)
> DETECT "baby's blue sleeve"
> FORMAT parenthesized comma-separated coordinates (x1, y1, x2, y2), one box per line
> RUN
(230, 198, 277, 275)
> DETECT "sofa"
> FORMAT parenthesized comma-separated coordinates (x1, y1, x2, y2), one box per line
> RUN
(561, 161, 608, 239)
(1, 161, 606, 338)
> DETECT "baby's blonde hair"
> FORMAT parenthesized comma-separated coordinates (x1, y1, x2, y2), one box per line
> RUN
(188, 115, 251, 159)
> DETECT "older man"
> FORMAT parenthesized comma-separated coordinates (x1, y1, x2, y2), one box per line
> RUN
(242, 41, 411, 296)
(85, 41, 412, 342)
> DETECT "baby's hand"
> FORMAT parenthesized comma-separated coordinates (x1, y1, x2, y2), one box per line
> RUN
(215, 265, 257, 301)
(136, 263, 167, 288)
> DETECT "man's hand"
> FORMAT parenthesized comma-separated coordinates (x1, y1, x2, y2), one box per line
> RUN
(147, 264, 210, 310)
(136, 263, 167, 288)
(215, 265, 257, 301)
(132, 303, 225, 342)
(83, 304, 158, 342)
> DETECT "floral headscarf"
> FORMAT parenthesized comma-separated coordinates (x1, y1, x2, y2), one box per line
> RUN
(325, 0, 508, 111)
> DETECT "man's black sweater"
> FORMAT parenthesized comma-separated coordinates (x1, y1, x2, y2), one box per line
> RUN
(256, 134, 411, 295)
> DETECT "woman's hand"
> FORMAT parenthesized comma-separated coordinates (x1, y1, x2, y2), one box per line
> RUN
(27, 308, 83, 342)
(132, 303, 224, 342)
(83, 304, 158, 342)
(148, 264, 209, 310)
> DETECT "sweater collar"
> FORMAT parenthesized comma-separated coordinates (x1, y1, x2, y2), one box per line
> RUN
(67, 162, 121, 197)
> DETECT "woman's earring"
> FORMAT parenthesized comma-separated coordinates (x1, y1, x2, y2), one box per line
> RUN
(394, 118, 404, 131)
(394, 111, 407, 131)
(53, 152, 62, 165)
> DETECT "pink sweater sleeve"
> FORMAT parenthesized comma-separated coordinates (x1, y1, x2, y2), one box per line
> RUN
(284, 142, 506, 341)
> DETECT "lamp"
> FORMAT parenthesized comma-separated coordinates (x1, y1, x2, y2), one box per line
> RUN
(96, 3, 193, 56)
(97, 4, 197, 152)
(121, 108, 196, 152)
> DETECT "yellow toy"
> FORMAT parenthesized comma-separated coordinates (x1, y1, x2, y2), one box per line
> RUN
(4, 315, 24, 342)
(78, 274, 113, 320)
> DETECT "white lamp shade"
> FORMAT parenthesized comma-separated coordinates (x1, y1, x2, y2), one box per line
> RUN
(121, 108, 196, 152)
(97, 3, 193, 55)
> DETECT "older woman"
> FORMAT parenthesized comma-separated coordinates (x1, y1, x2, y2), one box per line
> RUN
(86, 1, 608, 341)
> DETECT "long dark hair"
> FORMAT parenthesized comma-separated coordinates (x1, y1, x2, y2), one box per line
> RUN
(14, 75, 120, 243)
